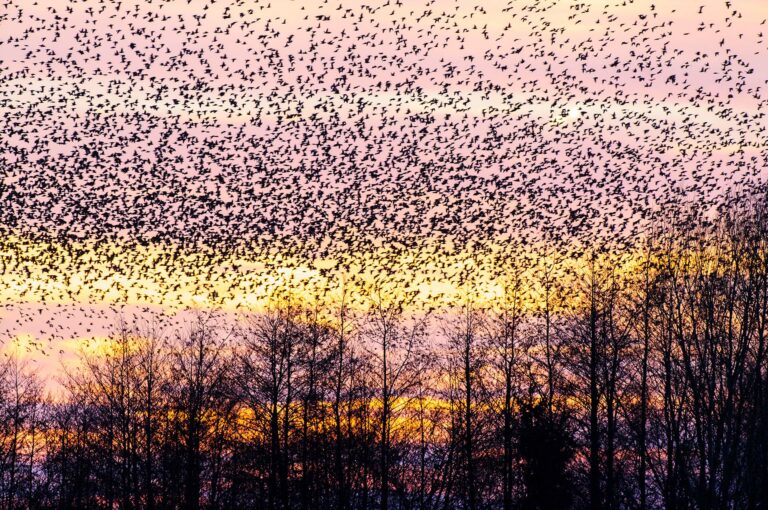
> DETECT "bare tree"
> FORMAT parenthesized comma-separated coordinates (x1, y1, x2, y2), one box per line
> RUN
(364, 287, 427, 510)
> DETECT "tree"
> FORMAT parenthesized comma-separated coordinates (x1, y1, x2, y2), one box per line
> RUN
(364, 288, 426, 510)
(168, 312, 232, 510)
(518, 402, 573, 510)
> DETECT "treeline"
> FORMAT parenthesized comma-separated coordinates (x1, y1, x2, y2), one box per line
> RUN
(4, 197, 768, 509)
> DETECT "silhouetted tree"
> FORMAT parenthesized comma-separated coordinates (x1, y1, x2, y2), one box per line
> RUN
(518, 402, 573, 510)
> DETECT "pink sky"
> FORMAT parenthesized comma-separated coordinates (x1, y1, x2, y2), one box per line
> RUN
(2, 0, 768, 388)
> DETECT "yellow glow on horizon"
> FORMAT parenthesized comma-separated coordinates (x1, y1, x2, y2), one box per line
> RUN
(2, 334, 40, 361)
(0, 232, 658, 318)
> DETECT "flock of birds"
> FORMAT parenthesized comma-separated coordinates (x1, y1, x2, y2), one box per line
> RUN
(1, 0, 768, 352)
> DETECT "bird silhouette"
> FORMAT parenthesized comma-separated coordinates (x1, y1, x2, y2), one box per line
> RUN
(0, 0, 767, 354)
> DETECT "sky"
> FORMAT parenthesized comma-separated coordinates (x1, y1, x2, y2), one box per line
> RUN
(1, 0, 768, 384)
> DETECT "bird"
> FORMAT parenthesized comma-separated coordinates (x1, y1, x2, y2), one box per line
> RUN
(0, 0, 766, 361)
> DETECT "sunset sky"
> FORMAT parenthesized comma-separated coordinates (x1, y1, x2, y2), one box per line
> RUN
(2, 0, 768, 382)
